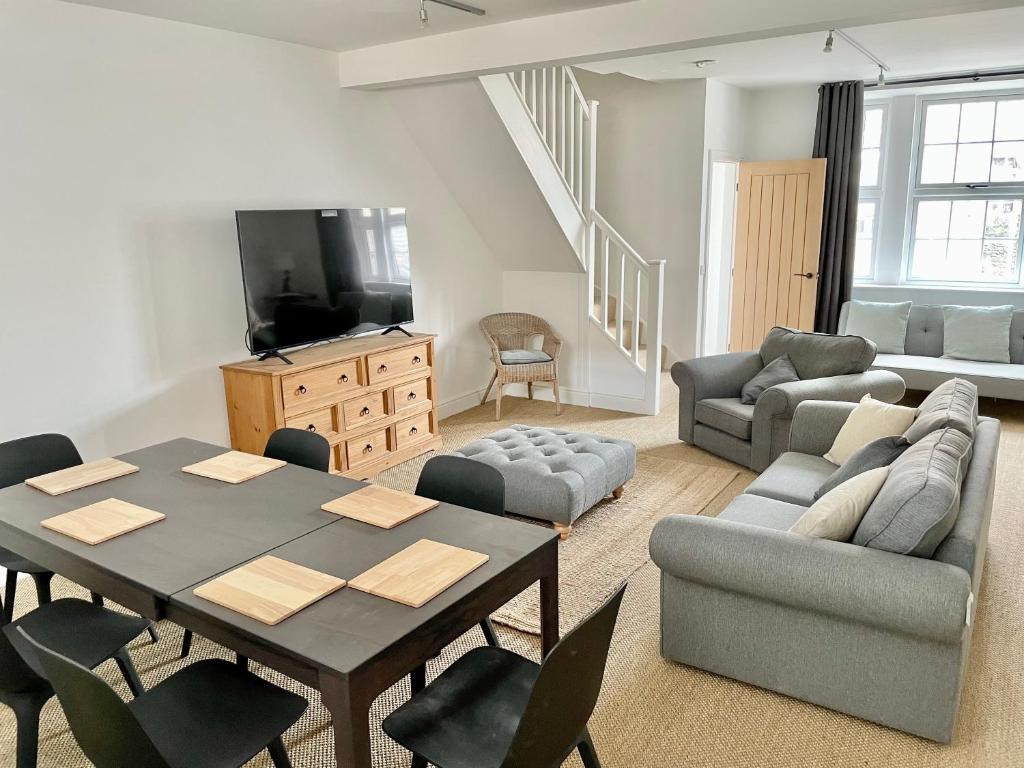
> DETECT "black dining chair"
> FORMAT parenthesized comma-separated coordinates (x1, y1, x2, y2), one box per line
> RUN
(383, 582, 627, 768)
(0, 434, 159, 643)
(410, 455, 506, 693)
(264, 427, 332, 472)
(179, 427, 330, 661)
(0, 595, 150, 768)
(17, 625, 308, 768)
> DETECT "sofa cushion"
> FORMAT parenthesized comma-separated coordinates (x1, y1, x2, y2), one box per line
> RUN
(942, 304, 1013, 364)
(695, 398, 754, 440)
(823, 395, 918, 465)
(853, 427, 973, 557)
(790, 466, 890, 541)
(760, 326, 876, 379)
(745, 452, 837, 507)
(904, 377, 978, 444)
(845, 300, 912, 354)
(740, 354, 799, 404)
(718, 493, 807, 531)
(814, 435, 911, 500)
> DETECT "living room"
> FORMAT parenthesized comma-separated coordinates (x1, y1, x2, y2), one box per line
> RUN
(0, 1, 1021, 767)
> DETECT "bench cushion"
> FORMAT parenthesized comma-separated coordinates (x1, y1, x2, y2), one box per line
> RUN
(695, 398, 754, 440)
(745, 452, 837, 507)
(872, 353, 1024, 401)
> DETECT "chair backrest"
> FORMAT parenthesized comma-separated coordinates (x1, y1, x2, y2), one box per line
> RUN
(415, 455, 505, 516)
(0, 434, 82, 490)
(263, 428, 331, 472)
(480, 313, 555, 352)
(500, 582, 627, 768)
(15, 628, 171, 768)
(0, 620, 46, 695)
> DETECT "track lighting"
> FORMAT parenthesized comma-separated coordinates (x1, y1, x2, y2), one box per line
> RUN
(823, 30, 834, 53)
(420, 0, 429, 26)
(823, 27, 891, 84)
(877, 66, 885, 86)
(418, 0, 486, 28)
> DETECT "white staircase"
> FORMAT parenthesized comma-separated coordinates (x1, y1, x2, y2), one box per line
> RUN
(480, 65, 665, 415)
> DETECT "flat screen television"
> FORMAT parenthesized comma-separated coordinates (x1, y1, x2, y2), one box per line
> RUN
(236, 208, 413, 356)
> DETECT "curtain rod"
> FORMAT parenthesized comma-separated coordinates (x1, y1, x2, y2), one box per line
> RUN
(866, 67, 1024, 90)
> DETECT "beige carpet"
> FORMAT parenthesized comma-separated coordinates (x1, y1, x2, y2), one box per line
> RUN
(3, 376, 1023, 767)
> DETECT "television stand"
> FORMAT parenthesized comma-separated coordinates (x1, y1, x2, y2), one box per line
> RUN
(257, 350, 294, 365)
(381, 326, 413, 337)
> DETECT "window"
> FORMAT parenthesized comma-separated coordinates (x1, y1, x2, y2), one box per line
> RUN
(906, 94, 1024, 285)
(855, 105, 886, 279)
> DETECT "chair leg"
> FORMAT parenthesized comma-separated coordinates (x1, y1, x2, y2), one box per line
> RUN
(552, 377, 561, 415)
(480, 617, 500, 647)
(481, 369, 497, 405)
(527, 381, 534, 399)
(236, 654, 250, 671)
(410, 663, 427, 696)
(411, 756, 428, 768)
(113, 648, 145, 698)
(267, 737, 294, 768)
(12, 697, 43, 768)
(577, 728, 601, 768)
(30, 572, 53, 607)
(146, 622, 160, 644)
(495, 383, 503, 421)
(5, 570, 18, 622)
(90, 592, 104, 606)
(180, 629, 193, 658)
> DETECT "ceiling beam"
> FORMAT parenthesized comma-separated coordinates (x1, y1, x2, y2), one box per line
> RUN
(337, 0, 1024, 89)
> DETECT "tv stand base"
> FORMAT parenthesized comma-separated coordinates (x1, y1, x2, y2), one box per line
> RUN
(381, 326, 413, 337)
(257, 350, 294, 365)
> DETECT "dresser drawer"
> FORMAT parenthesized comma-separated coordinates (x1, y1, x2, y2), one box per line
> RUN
(346, 429, 389, 467)
(341, 391, 388, 431)
(393, 377, 430, 412)
(367, 343, 430, 384)
(284, 407, 338, 440)
(395, 412, 432, 449)
(330, 444, 342, 473)
(281, 360, 361, 417)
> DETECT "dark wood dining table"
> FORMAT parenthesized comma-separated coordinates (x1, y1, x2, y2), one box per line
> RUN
(0, 437, 560, 768)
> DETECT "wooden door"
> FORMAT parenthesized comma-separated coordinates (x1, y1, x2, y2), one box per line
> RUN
(729, 159, 826, 352)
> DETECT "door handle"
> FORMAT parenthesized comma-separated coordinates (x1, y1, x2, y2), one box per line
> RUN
(793, 272, 815, 279)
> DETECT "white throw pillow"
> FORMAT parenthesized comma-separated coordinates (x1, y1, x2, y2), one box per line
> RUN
(942, 304, 1013, 364)
(823, 395, 919, 465)
(845, 300, 912, 354)
(789, 466, 890, 541)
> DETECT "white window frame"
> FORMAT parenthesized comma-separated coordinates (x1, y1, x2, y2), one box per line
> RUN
(855, 103, 889, 282)
(903, 90, 1024, 288)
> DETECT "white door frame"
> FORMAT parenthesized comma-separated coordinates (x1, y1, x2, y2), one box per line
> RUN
(697, 150, 740, 358)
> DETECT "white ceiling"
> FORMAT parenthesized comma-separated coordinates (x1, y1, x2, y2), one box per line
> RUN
(60, 0, 631, 52)
(578, 7, 1024, 88)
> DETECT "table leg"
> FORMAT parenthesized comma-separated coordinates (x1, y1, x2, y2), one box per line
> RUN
(320, 672, 373, 768)
(539, 543, 560, 657)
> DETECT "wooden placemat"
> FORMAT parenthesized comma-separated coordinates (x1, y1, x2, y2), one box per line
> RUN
(193, 555, 346, 626)
(26, 458, 139, 496)
(321, 485, 439, 529)
(41, 498, 164, 545)
(182, 451, 286, 484)
(348, 539, 489, 608)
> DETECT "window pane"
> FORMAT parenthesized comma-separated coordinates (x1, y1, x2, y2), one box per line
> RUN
(860, 148, 880, 187)
(946, 239, 983, 277)
(924, 103, 960, 144)
(863, 108, 883, 149)
(984, 199, 1022, 239)
(958, 101, 995, 142)
(953, 142, 992, 183)
(995, 100, 1024, 141)
(990, 141, 1024, 182)
(949, 200, 986, 239)
(854, 201, 875, 278)
(982, 240, 1019, 280)
(921, 144, 956, 183)
(916, 200, 951, 239)
(910, 240, 948, 280)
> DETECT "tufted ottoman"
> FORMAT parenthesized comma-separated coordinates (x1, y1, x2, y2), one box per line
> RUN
(453, 424, 636, 538)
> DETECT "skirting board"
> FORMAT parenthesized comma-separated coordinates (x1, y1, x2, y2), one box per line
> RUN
(440, 384, 655, 418)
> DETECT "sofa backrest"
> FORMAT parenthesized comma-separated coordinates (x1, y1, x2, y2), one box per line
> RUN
(760, 326, 876, 379)
(838, 302, 1024, 363)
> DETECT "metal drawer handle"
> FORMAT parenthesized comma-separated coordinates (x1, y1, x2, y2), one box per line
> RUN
(339, 374, 349, 383)
(363, 444, 374, 454)
(410, 427, 419, 436)
(412, 355, 422, 364)
(306, 424, 317, 432)
(296, 385, 307, 395)
(378, 364, 388, 374)
(360, 406, 371, 417)
(407, 392, 417, 401)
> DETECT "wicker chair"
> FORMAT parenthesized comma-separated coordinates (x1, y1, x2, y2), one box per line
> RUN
(479, 313, 562, 420)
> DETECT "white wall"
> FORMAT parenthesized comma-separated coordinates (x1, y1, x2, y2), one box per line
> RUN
(0, 0, 505, 459)
(743, 85, 819, 161)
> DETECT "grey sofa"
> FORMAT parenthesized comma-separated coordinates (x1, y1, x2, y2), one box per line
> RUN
(650, 397, 999, 742)
(672, 327, 906, 471)
(839, 302, 1024, 400)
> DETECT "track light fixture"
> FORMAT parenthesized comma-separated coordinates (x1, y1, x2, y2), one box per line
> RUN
(823, 31, 834, 53)
(877, 66, 885, 86)
(822, 28, 891, 85)
(418, 0, 486, 28)
(420, 0, 429, 26)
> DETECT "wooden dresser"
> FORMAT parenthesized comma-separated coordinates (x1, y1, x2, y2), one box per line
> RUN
(221, 333, 441, 480)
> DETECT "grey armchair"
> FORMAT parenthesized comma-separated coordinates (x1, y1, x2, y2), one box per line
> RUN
(672, 327, 906, 471)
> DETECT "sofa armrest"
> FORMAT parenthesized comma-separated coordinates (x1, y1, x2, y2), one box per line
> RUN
(754, 369, 906, 424)
(789, 400, 858, 457)
(671, 352, 763, 442)
(649, 515, 971, 644)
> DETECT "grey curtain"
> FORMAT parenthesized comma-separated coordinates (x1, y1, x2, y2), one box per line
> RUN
(813, 80, 863, 334)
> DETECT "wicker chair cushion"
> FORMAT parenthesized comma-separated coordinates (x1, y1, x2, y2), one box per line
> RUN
(499, 350, 553, 365)
(454, 425, 636, 526)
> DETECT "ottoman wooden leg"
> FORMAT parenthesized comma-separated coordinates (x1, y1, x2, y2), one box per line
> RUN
(612, 484, 625, 499)
(553, 522, 572, 540)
